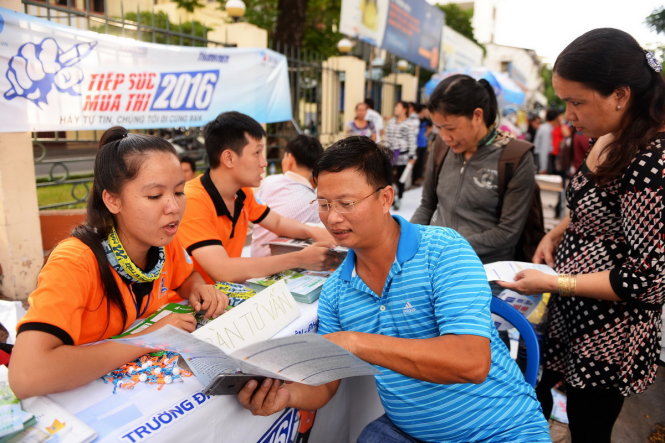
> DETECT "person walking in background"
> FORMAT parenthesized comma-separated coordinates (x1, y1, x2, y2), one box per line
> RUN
(499, 106, 525, 139)
(534, 109, 560, 173)
(412, 104, 432, 185)
(180, 155, 197, 181)
(251, 135, 324, 257)
(345, 102, 376, 140)
(384, 100, 416, 210)
(571, 129, 591, 172)
(411, 75, 537, 264)
(499, 28, 665, 443)
(364, 97, 384, 143)
(526, 112, 542, 143)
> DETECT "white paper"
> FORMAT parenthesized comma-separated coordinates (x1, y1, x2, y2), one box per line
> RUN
(483, 261, 557, 282)
(0, 301, 26, 345)
(399, 162, 413, 184)
(10, 396, 98, 443)
(193, 280, 300, 353)
(111, 326, 377, 388)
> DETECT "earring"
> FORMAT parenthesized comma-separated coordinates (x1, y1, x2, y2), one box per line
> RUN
(616, 105, 622, 111)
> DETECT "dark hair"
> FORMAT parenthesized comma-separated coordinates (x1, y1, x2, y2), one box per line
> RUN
(428, 74, 498, 127)
(395, 100, 409, 112)
(72, 126, 176, 332)
(313, 136, 392, 189)
(364, 97, 375, 109)
(180, 155, 196, 172)
(414, 103, 425, 113)
(203, 111, 266, 168)
(545, 109, 561, 122)
(285, 135, 323, 170)
(553, 28, 665, 184)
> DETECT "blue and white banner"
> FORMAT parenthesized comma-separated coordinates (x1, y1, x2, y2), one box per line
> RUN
(0, 8, 292, 132)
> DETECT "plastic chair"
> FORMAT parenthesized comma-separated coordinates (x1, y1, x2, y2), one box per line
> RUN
(490, 297, 539, 387)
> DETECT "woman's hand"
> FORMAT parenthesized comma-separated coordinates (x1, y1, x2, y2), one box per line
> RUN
(533, 231, 563, 266)
(497, 269, 558, 295)
(189, 284, 229, 319)
(146, 313, 197, 333)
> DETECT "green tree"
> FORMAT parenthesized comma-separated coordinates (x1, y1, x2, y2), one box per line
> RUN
(541, 65, 563, 110)
(646, 7, 665, 74)
(215, 0, 340, 55)
(436, 3, 484, 52)
(172, 0, 206, 13)
(94, 11, 210, 47)
(646, 6, 665, 34)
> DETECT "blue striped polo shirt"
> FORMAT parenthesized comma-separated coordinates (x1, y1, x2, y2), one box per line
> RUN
(318, 216, 550, 442)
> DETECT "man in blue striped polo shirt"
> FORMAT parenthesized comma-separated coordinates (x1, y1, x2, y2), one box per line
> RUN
(238, 136, 550, 442)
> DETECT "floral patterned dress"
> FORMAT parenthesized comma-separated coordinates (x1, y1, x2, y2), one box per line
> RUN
(545, 133, 665, 396)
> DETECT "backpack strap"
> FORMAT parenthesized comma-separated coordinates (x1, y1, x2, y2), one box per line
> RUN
(431, 134, 450, 187)
(498, 139, 535, 198)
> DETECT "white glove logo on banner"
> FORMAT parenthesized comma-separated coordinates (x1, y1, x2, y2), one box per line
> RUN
(5, 37, 96, 107)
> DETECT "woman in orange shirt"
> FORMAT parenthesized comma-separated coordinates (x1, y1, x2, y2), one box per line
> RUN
(9, 127, 228, 398)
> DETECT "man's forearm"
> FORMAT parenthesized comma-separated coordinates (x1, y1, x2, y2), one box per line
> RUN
(204, 254, 305, 282)
(286, 380, 340, 410)
(339, 332, 490, 384)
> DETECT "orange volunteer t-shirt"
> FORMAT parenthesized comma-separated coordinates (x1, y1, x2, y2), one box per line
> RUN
(17, 236, 193, 345)
(176, 170, 270, 283)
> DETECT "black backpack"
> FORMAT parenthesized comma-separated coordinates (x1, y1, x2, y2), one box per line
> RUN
(430, 135, 545, 262)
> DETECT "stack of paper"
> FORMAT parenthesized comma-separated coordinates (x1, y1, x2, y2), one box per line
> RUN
(267, 238, 348, 262)
(246, 269, 330, 303)
(0, 365, 97, 442)
(2, 396, 97, 443)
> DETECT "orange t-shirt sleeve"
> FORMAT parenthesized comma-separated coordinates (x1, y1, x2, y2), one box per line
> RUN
(17, 239, 93, 345)
(244, 187, 270, 223)
(178, 181, 223, 254)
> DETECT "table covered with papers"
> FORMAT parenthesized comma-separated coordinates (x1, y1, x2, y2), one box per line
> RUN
(43, 299, 384, 443)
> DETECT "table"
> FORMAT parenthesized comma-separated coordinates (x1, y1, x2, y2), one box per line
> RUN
(49, 301, 384, 442)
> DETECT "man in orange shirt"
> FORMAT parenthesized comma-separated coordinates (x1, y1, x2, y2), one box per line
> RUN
(177, 111, 334, 283)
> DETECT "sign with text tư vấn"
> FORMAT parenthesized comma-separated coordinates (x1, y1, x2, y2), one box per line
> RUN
(192, 279, 300, 353)
(0, 7, 292, 132)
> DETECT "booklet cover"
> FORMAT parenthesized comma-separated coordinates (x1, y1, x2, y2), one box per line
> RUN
(2, 396, 97, 443)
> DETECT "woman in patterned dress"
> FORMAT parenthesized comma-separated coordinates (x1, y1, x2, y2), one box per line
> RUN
(500, 28, 665, 442)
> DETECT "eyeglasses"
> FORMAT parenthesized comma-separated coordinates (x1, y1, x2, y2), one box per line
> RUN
(312, 187, 384, 213)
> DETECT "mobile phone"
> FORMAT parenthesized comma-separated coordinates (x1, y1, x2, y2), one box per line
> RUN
(203, 373, 267, 396)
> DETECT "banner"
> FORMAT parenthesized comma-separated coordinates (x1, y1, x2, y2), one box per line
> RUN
(339, 0, 444, 70)
(0, 8, 292, 132)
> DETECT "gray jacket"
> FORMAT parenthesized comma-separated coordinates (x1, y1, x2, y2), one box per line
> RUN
(411, 135, 536, 263)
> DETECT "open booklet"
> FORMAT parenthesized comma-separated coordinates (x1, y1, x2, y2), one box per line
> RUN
(483, 261, 557, 330)
(483, 261, 557, 282)
(111, 326, 378, 389)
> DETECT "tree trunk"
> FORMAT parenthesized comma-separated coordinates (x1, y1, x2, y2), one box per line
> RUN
(273, 0, 308, 48)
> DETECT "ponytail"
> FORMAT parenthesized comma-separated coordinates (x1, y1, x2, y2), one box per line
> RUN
(428, 74, 498, 127)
